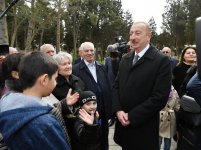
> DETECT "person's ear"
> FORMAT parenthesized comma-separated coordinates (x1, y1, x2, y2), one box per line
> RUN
(39, 74, 49, 86)
(11, 71, 19, 79)
(147, 31, 152, 41)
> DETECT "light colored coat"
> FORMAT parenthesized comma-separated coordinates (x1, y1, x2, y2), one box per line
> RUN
(159, 86, 180, 138)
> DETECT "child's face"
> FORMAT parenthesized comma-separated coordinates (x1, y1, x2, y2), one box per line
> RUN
(81, 100, 97, 114)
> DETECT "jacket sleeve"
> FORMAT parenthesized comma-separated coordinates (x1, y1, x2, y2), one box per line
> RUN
(54, 99, 73, 116)
(112, 72, 121, 114)
(74, 117, 101, 144)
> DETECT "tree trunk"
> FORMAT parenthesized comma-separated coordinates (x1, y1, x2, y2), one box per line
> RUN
(0, 0, 9, 45)
(56, 0, 62, 53)
(25, 18, 34, 51)
(40, 29, 44, 46)
(25, 0, 35, 51)
(73, 17, 77, 58)
(11, 7, 26, 47)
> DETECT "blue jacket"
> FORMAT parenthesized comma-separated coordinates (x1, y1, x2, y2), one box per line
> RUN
(0, 93, 71, 150)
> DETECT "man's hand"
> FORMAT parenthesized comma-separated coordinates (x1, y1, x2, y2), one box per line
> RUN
(66, 88, 79, 106)
(116, 110, 130, 126)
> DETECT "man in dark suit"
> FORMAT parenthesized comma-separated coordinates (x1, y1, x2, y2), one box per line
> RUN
(112, 22, 172, 150)
(161, 47, 179, 71)
(73, 42, 112, 150)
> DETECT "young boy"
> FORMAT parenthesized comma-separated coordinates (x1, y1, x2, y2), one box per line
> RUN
(71, 90, 101, 150)
(0, 51, 79, 150)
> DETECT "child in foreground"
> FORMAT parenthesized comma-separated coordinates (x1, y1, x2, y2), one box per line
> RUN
(0, 51, 79, 150)
(71, 90, 101, 150)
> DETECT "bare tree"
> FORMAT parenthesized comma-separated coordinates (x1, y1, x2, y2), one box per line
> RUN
(0, 0, 9, 45)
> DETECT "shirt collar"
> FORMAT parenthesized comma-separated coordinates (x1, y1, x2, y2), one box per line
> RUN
(135, 44, 150, 58)
(84, 59, 95, 66)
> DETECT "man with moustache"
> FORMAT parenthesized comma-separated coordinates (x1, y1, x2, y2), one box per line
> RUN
(112, 22, 171, 150)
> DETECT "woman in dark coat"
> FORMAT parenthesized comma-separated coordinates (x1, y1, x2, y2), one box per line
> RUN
(52, 51, 85, 101)
(52, 51, 85, 144)
(172, 46, 196, 97)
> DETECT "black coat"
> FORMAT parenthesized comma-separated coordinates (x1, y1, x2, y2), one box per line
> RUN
(172, 62, 191, 95)
(177, 108, 201, 150)
(112, 45, 171, 150)
(73, 60, 112, 119)
(52, 74, 85, 101)
(71, 111, 101, 150)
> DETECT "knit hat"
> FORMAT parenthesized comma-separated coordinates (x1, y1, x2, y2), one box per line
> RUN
(79, 91, 97, 106)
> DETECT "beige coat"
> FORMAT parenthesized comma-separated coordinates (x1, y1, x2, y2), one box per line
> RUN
(159, 86, 180, 138)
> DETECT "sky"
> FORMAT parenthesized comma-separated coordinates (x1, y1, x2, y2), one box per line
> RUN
(121, 0, 167, 33)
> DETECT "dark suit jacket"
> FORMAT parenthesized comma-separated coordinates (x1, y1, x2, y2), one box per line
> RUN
(73, 60, 112, 119)
(74, 57, 82, 65)
(170, 57, 179, 71)
(112, 45, 171, 150)
(105, 57, 116, 89)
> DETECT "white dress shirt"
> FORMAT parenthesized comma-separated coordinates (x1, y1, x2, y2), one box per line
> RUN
(134, 44, 150, 60)
(84, 60, 97, 82)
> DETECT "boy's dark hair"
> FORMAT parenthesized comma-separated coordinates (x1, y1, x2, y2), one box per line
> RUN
(19, 51, 58, 90)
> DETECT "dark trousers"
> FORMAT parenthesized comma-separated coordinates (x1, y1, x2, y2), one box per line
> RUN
(100, 116, 109, 150)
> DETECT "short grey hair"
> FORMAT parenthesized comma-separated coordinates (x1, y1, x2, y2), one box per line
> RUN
(79, 42, 95, 51)
(53, 51, 73, 64)
(40, 44, 55, 52)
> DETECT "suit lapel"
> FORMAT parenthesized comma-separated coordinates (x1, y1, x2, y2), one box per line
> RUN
(80, 60, 99, 83)
(128, 45, 157, 69)
(80, 60, 94, 78)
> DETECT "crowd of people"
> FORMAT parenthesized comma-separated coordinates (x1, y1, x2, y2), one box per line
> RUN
(0, 21, 201, 150)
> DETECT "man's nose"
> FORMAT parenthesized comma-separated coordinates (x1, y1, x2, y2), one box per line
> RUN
(130, 36, 136, 42)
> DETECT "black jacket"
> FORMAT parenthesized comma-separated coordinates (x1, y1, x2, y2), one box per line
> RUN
(52, 74, 85, 101)
(71, 110, 101, 150)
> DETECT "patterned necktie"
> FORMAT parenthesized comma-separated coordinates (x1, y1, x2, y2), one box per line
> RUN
(132, 54, 139, 65)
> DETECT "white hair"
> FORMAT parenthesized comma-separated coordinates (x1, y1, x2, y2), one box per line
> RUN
(53, 51, 73, 64)
(40, 44, 55, 52)
(79, 42, 95, 51)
